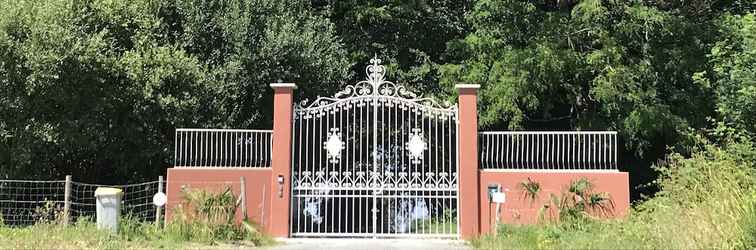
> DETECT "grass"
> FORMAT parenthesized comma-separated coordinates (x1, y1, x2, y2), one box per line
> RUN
(410, 220, 458, 235)
(473, 135, 756, 249)
(0, 185, 274, 249)
(0, 218, 174, 249)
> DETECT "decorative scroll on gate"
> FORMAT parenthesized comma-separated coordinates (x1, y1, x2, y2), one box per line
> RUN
(290, 57, 459, 238)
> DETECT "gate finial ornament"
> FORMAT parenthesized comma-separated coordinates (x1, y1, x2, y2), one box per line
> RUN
(367, 55, 385, 90)
(295, 56, 455, 110)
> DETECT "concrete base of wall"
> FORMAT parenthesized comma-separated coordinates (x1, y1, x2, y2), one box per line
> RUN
(166, 168, 272, 229)
(478, 170, 630, 234)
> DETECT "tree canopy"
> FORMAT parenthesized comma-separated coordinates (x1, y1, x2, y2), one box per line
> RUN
(0, 0, 754, 199)
(0, 0, 350, 181)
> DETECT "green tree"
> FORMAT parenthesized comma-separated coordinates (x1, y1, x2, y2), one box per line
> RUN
(318, 0, 469, 96)
(439, 0, 753, 198)
(0, 0, 351, 182)
(704, 13, 756, 135)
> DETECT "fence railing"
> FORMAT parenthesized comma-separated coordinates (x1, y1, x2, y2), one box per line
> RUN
(478, 131, 618, 171)
(0, 176, 164, 226)
(174, 128, 273, 168)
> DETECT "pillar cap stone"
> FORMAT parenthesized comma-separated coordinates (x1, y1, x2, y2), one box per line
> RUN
(455, 84, 481, 89)
(269, 83, 297, 89)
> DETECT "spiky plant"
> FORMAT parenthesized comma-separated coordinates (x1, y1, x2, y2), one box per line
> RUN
(586, 192, 615, 217)
(519, 177, 541, 204)
(540, 177, 616, 223)
(568, 178, 593, 196)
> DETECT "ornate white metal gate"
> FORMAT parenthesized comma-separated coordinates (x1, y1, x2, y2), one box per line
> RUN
(290, 58, 459, 238)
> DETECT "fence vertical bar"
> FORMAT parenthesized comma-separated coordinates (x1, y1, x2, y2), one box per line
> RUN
(63, 175, 72, 225)
(174, 130, 178, 166)
(156, 175, 163, 226)
(240, 176, 247, 220)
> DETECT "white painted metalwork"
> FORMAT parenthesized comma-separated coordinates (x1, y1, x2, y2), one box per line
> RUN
(174, 128, 272, 168)
(324, 128, 344, 164)
(406, 129, 427, 165)
(291, 57, 459, 238)
(478, 131, 618, 170)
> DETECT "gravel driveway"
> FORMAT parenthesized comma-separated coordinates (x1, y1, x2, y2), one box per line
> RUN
(262, 238, 472, 250)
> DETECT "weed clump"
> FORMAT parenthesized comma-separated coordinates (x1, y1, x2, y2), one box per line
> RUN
(167, 185, 273, 246)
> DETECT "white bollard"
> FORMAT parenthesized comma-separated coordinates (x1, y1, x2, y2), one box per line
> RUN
(94, 187, 123, 232)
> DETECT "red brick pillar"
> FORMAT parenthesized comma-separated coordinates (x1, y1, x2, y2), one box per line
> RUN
(457, 84, 481, 239)
(269, 83, 296, 237)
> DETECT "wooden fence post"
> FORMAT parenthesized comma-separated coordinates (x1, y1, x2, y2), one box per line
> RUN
(63, 175, 72, 225)
(156, 175, 163, 227)
(240, 176, 247, 220)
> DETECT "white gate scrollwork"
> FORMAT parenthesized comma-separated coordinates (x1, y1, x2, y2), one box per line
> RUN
(290, 57, 459, 238)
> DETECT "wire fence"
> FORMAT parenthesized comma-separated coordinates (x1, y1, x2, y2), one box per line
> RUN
(0, 180, 66, 225)
(0, 176, 164, 226)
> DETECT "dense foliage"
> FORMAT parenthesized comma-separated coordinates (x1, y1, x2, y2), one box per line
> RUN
(439, 0, 754, 196)
(0, 0, 754, 202)
(0, 0, 350, 181)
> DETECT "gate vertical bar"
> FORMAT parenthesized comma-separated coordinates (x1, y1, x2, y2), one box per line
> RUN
(370, 60, 379, 238)
(456, 84, 480, 239)
(270, 82, 296, 237)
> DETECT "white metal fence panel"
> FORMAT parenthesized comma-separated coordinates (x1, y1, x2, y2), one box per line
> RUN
(479, 131, 618, 170)
(174, 128, 272, 168)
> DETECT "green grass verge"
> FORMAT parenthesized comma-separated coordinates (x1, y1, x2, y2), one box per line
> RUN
(0, 217, 274, 249)
(0, 185, 274, 249)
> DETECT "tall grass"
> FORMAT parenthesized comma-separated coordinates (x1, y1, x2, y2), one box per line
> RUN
(474, 135, 756, 249)
(167, 185, 273, 246)
(0, 219, 137, 249)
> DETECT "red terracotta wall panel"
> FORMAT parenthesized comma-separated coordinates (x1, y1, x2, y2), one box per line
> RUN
(478, 170, 630, 234)
(166, 168, 272, 229)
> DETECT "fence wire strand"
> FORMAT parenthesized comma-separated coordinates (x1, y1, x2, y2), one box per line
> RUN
(0, 179, 163, 226)
(0, 180, 66, 225)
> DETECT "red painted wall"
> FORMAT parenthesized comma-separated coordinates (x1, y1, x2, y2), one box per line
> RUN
(478, 170, 629, 234)
(166, 168, 272, 229)
(269, 84, 295, 237)
(457, 86, 481, 239)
